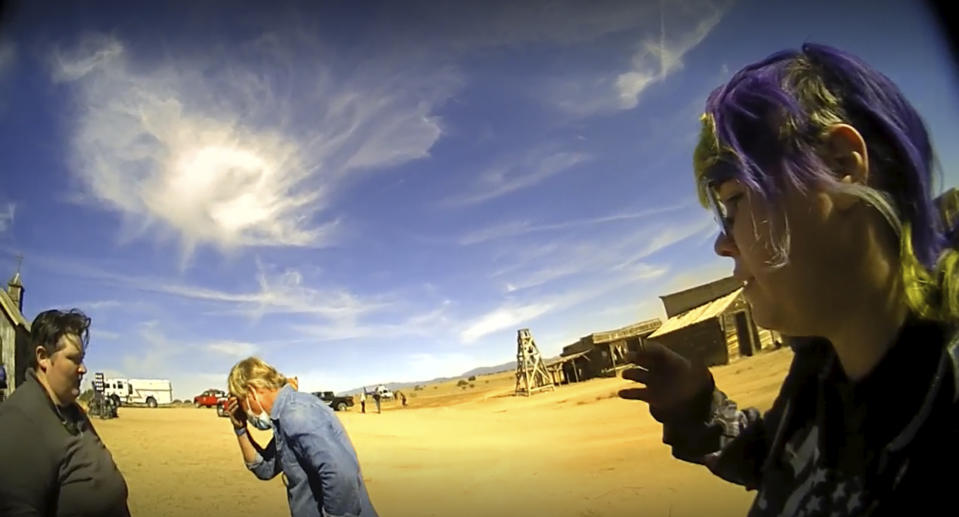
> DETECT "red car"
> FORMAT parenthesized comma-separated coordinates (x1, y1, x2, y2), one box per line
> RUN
(193, 389, 227, 408)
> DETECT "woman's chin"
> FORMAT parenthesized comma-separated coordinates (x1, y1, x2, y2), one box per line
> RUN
(744, 295, 777, 330)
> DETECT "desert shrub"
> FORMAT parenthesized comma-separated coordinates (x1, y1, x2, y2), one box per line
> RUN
(467, 375, 476, 381)
(456, 379, 468, 387)
(469, 383, 475, 388)
(414, 385, 424, 391)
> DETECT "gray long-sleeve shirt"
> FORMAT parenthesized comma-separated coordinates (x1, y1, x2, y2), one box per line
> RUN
(0, 369, 130, 516)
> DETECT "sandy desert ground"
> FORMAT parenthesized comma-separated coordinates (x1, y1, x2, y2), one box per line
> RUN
(92, 346, 794, 517)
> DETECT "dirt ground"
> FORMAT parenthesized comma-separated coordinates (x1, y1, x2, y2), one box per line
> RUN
(93, 347, 794, 517)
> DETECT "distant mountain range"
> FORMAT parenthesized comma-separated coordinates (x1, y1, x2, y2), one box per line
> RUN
(337, 357, 559, 396)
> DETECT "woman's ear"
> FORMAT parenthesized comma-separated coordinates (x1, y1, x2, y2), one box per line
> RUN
(824, 124, 870, 211)
(35, 346, 51, 372)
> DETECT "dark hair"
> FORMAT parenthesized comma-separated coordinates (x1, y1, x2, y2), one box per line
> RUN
(30, 309, 92, 368)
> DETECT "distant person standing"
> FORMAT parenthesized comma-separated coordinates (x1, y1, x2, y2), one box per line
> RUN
(360, 389, 366, 413)
(0, 309, 130, 516)
(400, 392, 407, 407)
(225, 357, 379, 517)
(373, 390, 381, 414)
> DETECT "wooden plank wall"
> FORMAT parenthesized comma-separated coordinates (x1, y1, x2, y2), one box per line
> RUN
(721, 302, 780, 361)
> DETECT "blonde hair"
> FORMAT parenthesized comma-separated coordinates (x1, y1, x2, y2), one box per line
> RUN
(227, 356, 289, 400)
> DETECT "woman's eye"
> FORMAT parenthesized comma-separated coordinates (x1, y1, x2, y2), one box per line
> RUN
(722, 194, 743, 222)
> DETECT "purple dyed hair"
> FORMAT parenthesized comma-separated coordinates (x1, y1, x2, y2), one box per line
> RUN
(694, 42, 942, 268)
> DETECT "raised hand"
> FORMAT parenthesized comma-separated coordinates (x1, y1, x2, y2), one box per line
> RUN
(618, 341, 713, 411)
(225, 396, 247, 430)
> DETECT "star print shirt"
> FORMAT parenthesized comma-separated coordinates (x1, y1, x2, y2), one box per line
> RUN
(650, 319, 959, 517)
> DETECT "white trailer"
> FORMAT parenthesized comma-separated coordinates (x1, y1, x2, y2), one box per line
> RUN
(102, 377, 173, 408)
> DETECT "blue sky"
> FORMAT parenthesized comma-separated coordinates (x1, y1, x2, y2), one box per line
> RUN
(0, 0, 956, 398)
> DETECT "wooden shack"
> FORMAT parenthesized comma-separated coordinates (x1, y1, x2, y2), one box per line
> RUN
(548, 318, 662, 384)
(648, 277, 779, 366)
(0, 269, 31, 400)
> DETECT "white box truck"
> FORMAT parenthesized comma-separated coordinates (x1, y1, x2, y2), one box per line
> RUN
(102, 377, 173, 408)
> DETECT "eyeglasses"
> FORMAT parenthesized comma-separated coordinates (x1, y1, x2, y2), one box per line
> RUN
(703, 180, 734, 238)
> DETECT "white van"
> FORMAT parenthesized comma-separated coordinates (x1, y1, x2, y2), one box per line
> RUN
(373, 385, 394, 400)
(102, 377, 173, 408)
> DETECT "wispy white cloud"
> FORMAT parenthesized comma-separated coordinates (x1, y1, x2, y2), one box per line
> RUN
(380, 0, 663, 51)
(459, 200, 693, 245)
(549, 0, 732, 116)
(460, 262, 669, 345)
(0, 39, 16, 78)
(488, 216, 703, 295)
(120, 321, 187, 378)
(50, 34, 120, 82)
(460, 302, 554, 343)
(206, 340, 258, 358)
(79, 300, 123, 310)
(43, 257, 391, 323)
(0, 203, 13, 233)
(443, 148, 589, 207)
(102, 322, 252, 398)
(91, 329, 121, 341)
(292, 302, 452, 343)
(51, 32, 459, 260)
(613, 214, 715, 270)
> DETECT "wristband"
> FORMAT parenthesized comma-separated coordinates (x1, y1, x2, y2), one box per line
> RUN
(234, 426, 247, 437)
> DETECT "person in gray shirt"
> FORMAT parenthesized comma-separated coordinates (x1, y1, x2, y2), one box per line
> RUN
(0, 309, 130, 516)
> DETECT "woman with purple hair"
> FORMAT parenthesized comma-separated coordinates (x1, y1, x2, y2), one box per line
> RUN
(620, 43, 959, 516)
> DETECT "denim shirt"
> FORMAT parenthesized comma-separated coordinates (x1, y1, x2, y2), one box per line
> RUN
(246, 385, 378, 517)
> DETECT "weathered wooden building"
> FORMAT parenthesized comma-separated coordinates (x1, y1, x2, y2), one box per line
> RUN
(0, 269, 31, 400)
(647, 277, 779, 367)
(548, 318, 662, 384)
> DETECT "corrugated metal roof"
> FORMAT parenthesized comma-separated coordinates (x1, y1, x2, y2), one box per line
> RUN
(548, 349, 592, 365)
(648, 287, 742, 338)
(660, 276, 741, 318)
(590, 318, 662, 344)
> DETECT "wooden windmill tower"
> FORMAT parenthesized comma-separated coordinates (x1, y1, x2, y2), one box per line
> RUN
(514, 328, 555, 396)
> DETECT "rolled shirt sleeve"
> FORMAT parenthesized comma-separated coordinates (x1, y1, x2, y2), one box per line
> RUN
(246, 436, 282, 481)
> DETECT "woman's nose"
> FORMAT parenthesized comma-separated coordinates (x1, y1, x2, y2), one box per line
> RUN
(714, 230, 738, 258)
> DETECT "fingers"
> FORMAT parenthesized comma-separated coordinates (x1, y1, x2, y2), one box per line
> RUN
(621, 367, 651, 385)
(627, 341, 667, 366)
(618, 387, 650, 402)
